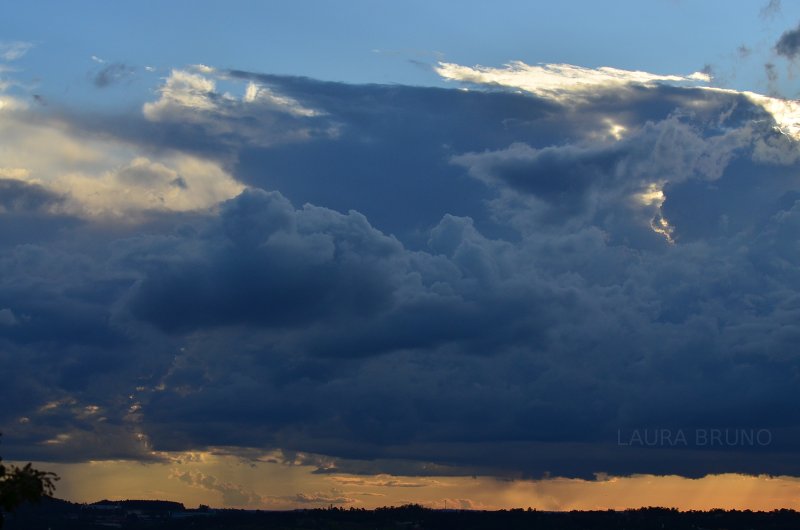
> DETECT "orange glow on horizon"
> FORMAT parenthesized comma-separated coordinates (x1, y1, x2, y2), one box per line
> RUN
(14, 454, 800, 512)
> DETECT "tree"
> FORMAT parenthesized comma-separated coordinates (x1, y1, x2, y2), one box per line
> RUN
(0, 434, 58, 529)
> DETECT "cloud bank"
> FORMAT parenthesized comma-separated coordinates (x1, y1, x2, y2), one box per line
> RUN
(2, 60, 800, 482)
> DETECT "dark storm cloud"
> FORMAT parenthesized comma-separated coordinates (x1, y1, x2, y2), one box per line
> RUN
(128, 180, 800, 478)
(125, 189, 402, 333)
(0, 179, 82, 245)
(213, 71, 760, 242)
(0, 178, 63, 213)
(775, 22, 800, 60)
(66, 69, 763, 241)
(93, 62, 135, 88)
(5, 69, 800, 480)
(451, 111, 757, 246)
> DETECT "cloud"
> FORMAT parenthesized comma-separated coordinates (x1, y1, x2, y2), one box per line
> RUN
(765, 62, 779, 96)
(142, 69, 328, 147)
(172, 470, 262, 506)
(435, 61, 710, 103)
(122, 188, 404, 334)
(144, 69, 218, 118)
(6, 62, 800, 483)
(0, 103, 243, 218)
(289, 492, 355, 505)
(52, 155, 243, 217)
(742, 89, 800, 139)
(243, 81, 321, 117)
(0, 177, 65, 214)
(0, 41, 33, 61)
(433, 60, 800, 145)
(775, 22, 800, 60)
(172, 467, 356, 507)
(761, 0, 782, 19)
(0, 307, 18, 326)
(451, 115, 753, 244)
(738, 45, 752, 59)
(0, 95, 27, 112)
(93, 62, 135, 88)
(328, 475, 431, 488)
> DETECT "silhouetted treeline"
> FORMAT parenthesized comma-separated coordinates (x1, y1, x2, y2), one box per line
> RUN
(6, 497, 800, 529)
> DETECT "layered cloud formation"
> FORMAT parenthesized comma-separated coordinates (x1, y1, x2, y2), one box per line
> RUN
(3, 58, 800, 483)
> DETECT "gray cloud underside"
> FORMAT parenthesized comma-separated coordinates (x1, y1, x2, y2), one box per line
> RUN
(3, 72, 800, 479)
(775, 22, 800, 60)
(93, 62, 136, 88)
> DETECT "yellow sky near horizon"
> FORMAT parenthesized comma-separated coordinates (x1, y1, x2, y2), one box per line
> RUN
(13, 453, 800, 512)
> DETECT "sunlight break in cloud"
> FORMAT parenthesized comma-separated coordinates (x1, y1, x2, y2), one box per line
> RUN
(435, 61, 710, 102)
(0, 103, 243, 218)
(144, 68, 321, 122)
(0, 64, 242, 218)
(436, 60, 800, 144)
(243, 81, 321, 117)
(143, 68, 326, 145)
(143, 69, 218, 119)
(744, 91, 800, 140)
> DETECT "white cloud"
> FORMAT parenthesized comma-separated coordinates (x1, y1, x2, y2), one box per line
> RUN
(143, 69, 218, 121)
(435, 60, 710, 102)
(145, 68, 321, 121)
(0, 95, 27, 112)
(435, 59, 800, 146)
(0, 64, 29, 112)
(0, 106, 243, 218)
(191, 64, 216, 75)
(142, 68, 328, 146)
(685, 85, 800, 144)
(436, 61, 800, 156)
(52, 155, 244, 217)
(0, 41, 34, 61)
(743, 91, 800, 141)
(243, 81, 321, 117)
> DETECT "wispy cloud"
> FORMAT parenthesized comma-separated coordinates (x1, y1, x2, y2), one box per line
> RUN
(328, 475, 432, 488)
(0, 41, 33, 61)
(172, 470, 262, 507)
(760, 0, 782, 19)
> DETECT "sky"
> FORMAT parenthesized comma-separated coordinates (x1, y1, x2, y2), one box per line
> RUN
(5, 0, 800, 511)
